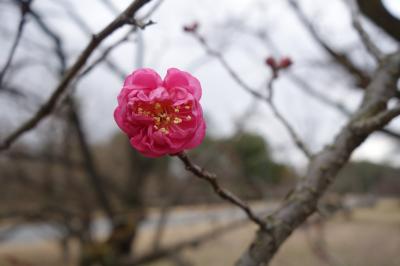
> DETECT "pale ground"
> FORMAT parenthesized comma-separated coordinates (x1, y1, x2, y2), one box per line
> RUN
(0, 199, 399, 266)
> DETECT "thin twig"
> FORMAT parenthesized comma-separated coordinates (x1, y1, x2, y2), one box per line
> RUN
(55, 0, 126, 79)
(126, 217, 251, 266)
(0, 0, 31, 89)
(287, 0, 371, 88)
(266, 73, 313, 158)
(236, 51, 400, 266)
(175, 151, 268, 231)
(188, 31, 312, 158)
(77, 29, 134, 79)
(0, 0, 153, 151)
(347, 0, 383, 62)
(192, 33, 267, 100)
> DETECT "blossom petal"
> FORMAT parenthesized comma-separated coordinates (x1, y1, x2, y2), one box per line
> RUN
(164, 68, 202, 100)
(124, 68, 162, 90)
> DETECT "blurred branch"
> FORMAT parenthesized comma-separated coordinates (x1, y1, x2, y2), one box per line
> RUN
(0, 0, 32, 89)
(347, 0, 383, 62)
(288, 73, 400, 140)
(77, 29, 135, 79)
(57, 0, 126, 79)
(0, 0, 153, 151)
(126, 217, 251, 265)
(235, 51, 400, 266)
(99, 0, 120, 14)
(356, 0, 400, 42)
(287, 0, 371, 88)
(67, 98, 115, 221)
(187, 30, 312, 158)
(4, 150, 83, 168)
(266, 68, 313, 158)
(140, 0, 164, 20)
(238, 17, 400, 142)
(18, 0, 67, 74)
(175, 151, 268, 231)
(304, 217, 343, 266)
(151, 178, 192, 251)
(189, 31, 267, 100)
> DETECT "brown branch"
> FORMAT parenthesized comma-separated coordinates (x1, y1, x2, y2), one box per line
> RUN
(175, 152, 268, 231)
(125, 217, 251, 266)
(266, 71, 313, 158)
(235, 51, 400, 266)
(0, 0, 153, 152)
(287, 0, 371, 88)
(55, 0, 126, 79)
(357, 0, 400, 42)
(67, 98, 115, 221)
(288, 73, 400, 140)
(0, 0, 31, 89)
(191, 33, 267, 100)
(353, 105, 400, 132)
(77, 29, 135, 79)
(304, 218, 343, 266)
(187, 31, 312, 158)
(348, 0, 383, 61)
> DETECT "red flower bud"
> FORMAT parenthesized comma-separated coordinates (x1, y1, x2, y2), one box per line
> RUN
(279, 57, 293, 69)
(183, 22, 199, 33)
(265, 56, 277, 69)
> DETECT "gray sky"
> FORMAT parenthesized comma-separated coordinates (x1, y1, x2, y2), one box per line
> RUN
(1, 0, 400, 167)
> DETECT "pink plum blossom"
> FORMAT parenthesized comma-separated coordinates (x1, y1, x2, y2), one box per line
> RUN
(114, 68, 206, 158)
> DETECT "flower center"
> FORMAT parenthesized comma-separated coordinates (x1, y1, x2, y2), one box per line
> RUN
(135, 102, 192, 134)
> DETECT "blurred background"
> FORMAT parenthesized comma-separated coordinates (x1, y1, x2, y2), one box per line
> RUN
(0, 0, 399, 265)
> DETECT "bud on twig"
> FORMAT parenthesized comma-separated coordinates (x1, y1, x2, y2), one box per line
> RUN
(265, 56, 277, 69)
(183, 22, 199, 33)
(279, 57, 293, 69)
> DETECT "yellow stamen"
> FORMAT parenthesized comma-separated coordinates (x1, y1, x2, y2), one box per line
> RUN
(155, 103, 161, 109)
(186, 115, 192, 121)
(173, 117, 182, 124)
(160, 128, 169, 134)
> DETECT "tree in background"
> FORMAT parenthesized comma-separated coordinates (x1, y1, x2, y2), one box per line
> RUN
(0, 0, 399, 266)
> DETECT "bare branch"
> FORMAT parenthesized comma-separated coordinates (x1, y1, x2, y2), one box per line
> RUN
(235, 51, 400, 266)
(347, 0, 383, 61)
(0, 0, 153, 151)
(175, 151, 268, 231)
(356, 0, 400, 42)
(0, 0, 31, 89)
(266, 72, 313, 159)
(289, 72, 400, 141)
(67, 98, 115, 221)
(125, 217, 251, 266)
(77, 29, 135, 79)
(190, 32, 267, 100)
(287, 0, 371, 88)
(187, 31, 312, 158)
(353, 105, 400, 132)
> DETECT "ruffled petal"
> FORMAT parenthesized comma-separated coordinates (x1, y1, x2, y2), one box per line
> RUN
(124, 68, 162, 90)
(163, 68, 202, 100)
